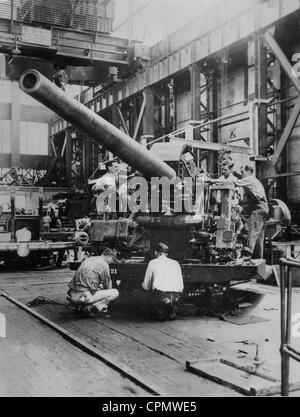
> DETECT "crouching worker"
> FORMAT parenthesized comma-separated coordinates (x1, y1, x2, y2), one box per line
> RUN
(67, 248, 119, 317)
(131, 243, 184, 321)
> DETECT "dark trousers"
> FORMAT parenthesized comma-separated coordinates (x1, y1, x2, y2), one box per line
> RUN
(131, 289, 181, 320)
(244, 211, 267, 259)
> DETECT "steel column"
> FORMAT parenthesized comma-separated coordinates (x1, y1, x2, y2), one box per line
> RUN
(190, 64, 202, 138)
(133, 91, 146, 141)
(65, 129, 72, 188)
(280, 258, 300, 396)
(84, 134, 93, 192)
(142, 87, 155, 138)
(38, 187, 43, 235)
(264, 31, 300, 94)
(116, 104, 130, 136)
(255, 33, 268, 164)
(10, 186, 15, 241)
(263, 32, 300, 167)
(272, 98, 300, 166)
(10, 81, 21, 168)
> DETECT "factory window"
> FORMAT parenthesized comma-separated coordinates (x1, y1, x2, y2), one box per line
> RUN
(0, 120, 11, 153)
(20, 122, 48, 155)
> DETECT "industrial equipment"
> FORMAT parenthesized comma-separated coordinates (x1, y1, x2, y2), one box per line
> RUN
(19, 69, 273, 287)
(0, 185, 87, 268)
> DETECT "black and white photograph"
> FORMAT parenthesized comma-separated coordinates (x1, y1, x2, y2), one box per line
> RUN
(0, 0, 300, 400)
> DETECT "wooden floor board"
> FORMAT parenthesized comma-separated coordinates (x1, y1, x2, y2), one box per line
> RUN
(17, 301, 239, 396)
(0, 297, 147, 397)
(2, 267, 291, 397)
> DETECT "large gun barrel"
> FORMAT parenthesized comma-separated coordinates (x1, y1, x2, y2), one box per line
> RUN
(19, 70, 176, 180)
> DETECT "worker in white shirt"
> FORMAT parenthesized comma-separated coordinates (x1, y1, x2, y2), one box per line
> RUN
(131, 243, 184, 321)
(42, 212, 52, 233)
(15, 224, 32, 258)
(92, 160, 119, 216)
(205, 161, 240, 215)
(16, 224, 32, 242)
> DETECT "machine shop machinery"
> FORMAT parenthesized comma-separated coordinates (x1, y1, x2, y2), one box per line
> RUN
(19, 69, 290, 287)
(0, 185, 88, 267)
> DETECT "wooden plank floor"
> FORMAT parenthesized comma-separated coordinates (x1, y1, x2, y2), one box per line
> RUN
(0, 296, 147, 397)
(1, 267, 300, 397)
(0, 267, 242, 397)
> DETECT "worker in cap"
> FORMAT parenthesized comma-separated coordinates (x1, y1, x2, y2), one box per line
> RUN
(219, 161, 235, 181)
(131, 243, 184, 321)
(230, 165, 269, 259)
(67, 247, 119, 317)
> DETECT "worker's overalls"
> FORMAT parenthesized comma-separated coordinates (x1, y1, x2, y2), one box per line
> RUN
(242, 190, 269, 259)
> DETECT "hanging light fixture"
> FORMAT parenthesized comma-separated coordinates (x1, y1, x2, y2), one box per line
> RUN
(221, 49, 229, 64)
(11, 37, 21, 56)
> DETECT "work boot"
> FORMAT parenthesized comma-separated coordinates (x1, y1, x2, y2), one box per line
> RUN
(84, 305, 110, 318)
(155, 308, 167, 321)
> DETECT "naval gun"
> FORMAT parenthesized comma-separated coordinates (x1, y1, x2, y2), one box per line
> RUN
(19, 69, 270, 289)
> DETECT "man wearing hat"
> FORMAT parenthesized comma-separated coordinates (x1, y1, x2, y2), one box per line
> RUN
(131, 243, 184, 321)
(67, 247, 119, 317)
(231, 165, 269, 259)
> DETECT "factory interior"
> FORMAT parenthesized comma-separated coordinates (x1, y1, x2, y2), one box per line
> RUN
(1, 0, 300, 399)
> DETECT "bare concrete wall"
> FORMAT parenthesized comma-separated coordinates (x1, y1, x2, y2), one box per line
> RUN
(219, 51, 249, 146)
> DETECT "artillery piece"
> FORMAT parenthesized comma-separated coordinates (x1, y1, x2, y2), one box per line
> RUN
(19, 69, 276, 288)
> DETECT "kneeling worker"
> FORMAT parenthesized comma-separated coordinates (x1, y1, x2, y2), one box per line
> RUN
(67, 248, 119, 317)
(131, 243, 184, 320)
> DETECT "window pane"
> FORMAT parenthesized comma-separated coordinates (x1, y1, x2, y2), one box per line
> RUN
(40, 124, 49, 155)
(20, 121, 27, 154)
(19, 122, 48, 155)
(0, 80, 11, 102)
(32, 123, 40, 154)
(0, 120, 11, 153)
